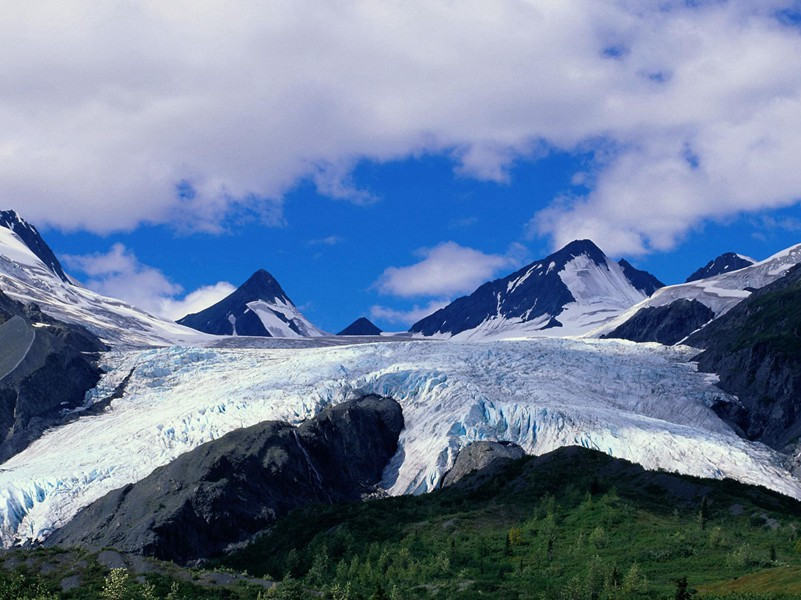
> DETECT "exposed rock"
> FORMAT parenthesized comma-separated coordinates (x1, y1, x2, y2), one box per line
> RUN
(686, 264, 801, 448)
(617, 259, 664, 296)
(46, 396, 404, 563)
(337, 317, 382, 336)
(686, 252, 754, 283)
(0, 289, 106, 462)
(602, 298, 714, 346)
(440, 441, 526, 487)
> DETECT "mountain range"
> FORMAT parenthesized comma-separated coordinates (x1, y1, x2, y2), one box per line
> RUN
(2, 208, 801, 596)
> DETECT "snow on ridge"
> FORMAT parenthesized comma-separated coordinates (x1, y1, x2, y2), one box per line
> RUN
(589, 243, 801, 338)
(0, 338, 798, 546)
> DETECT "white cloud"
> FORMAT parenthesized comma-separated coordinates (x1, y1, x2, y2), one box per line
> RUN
(2, 1, 801, 250)
(308, 235, 346, 246)
(370, 300, 449, 326)
(63, 244, 234, 319)
(375, 242, 526, 298)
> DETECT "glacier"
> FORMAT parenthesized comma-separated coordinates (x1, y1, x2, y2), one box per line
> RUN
(0, 337, 799, 547)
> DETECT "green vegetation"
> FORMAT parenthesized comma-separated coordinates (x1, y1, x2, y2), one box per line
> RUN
(220, 449, 801, 599)
(4, 448, 801, 598)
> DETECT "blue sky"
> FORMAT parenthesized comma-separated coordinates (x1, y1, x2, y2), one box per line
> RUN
(43, 149, 801, 333)
(4, 1, 801, 332)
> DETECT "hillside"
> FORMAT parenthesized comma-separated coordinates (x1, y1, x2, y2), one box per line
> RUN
(218, 445, 801, 599)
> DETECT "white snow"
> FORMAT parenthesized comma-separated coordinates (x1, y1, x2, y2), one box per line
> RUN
(450, 254, 649, 340)
(0, 338, 798, 546)
(0, 226, 212, 347)
(246, 298, 326, 338)
(591, 243, 801, 338)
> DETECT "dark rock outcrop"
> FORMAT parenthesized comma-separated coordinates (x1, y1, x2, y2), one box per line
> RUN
(603, 298, 714, 346)
(686, 264, 801, 448)
(337, 317, 382, 336)
(686, 252, 754, 283)
(46, 396, 404, 563)
(440, 441, 526, 488)
(617, 259, 664, 296)
(0, 289, 106, 461)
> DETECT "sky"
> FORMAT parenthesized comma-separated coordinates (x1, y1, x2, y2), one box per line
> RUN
(4, 1, 801, 333)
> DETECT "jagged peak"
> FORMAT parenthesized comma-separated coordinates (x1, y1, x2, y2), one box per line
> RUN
(0, 209, 70, 283)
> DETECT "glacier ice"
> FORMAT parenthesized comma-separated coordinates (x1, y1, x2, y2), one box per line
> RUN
(0, 338, 799, 546)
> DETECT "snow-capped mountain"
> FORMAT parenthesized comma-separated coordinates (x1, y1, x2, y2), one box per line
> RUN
(0, 210, 209, 347)
(594, 242, 801, 341)
(0, 210, 70, 283)
(178, 269, 325, 337)
(338, 316, 382, 336)
(409, 239, 663, 339)
(1, 338, 799, 546)
(685, 252, 755, 283)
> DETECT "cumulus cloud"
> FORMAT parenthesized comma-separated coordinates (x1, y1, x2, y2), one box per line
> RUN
(63, 244, 234, 319)
(370, 300, 450, 327)
(375, 242, 526, 298)
(3, 1, 801, 250)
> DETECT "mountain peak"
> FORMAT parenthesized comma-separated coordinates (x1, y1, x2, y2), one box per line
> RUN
(238, 269, 288, 302)
(410, 238, 658, 339)
(0, 209, 70, 283)
(686, 252, 755, 283)
(338, 317, 382, 336)
(550, 239, 606, 264)
(178, 269, 324, 338)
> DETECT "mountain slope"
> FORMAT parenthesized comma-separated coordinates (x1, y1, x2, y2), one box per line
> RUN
(337, 317, 382, 336)
(178, 269, 325, 337)
(0, 211, 211, 347)
(0, 289, 106, 462)
(591, 242, 801, 342)
(685, 264, 801, 449)
(0, 210, 69, 283)
(46, 396, 403, 562)
(2, 338, 798, 547)
(686, 252, 755, 283)
(223, 445, 801, 599)
(409, 240, 662, 339)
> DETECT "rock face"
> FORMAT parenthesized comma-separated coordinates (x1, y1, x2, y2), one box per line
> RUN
(602, 299, 714, 345)
(617, 259, 664, 296)
(0, 289, 105, 461)
(0, 210, 70, 283)
(46, 396, 404, 562)
(178, 269, 324, 337)
(686, 252, 755, 283)
(337, 317, 382, 336)
(409, 240, 663, 338)
(686, 264, 801, 449)
(440, 441, 526, 488)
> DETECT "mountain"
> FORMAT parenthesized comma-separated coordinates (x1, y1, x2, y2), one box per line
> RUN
(338, 316, 382, 336)
(409, 239, 663, 339)
(686, 251, 755, 283)
(178, 269, 325, 337)
(685, 264, 801, 450)
(0, 288, 106, 462)
(593, 242, 801, 344)
(5, 337, 798, 547)
(223, 445, 801, 599)
(46, 395, 403, 562)
(0, 209, 70, 283)
(0, 210, 210, 346)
